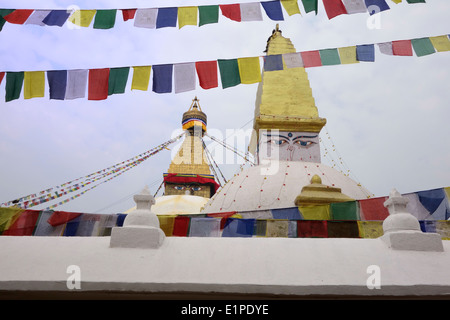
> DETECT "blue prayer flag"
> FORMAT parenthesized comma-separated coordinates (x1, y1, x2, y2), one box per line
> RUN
(156, 7, 178, 28)
(152, 64, 173, 93)
(364, 0, 390, 15)
(356, 44, 375, 61)
(63, 216, 81, 236)
(116, 213, 127, 226)
(222, 218, 255, 237)
(47, 70, 67, 100)
(42, 10, 71, 26)
(261, 1, 284, 21)
(264, 54, 284, 71)
(271, 207, 302, 219)
(417, 188, 448, 220)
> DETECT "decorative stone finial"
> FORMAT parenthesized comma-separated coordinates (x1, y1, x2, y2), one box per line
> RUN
(380, 189, 443, 252)
(110, 186, 165, 249)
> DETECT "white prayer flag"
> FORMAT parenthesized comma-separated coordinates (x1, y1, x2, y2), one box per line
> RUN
(174, 62, 196, 93)
(65, 69, 88, 100)
(240, 2, 263, 21)
(342, 0, 367, 14)
(24, 10, 51, 26)
(134, 8, 157, 28)
(282, 52, 303, 68)
(377, 42, 394, 55)
(189, 218, 221, 237)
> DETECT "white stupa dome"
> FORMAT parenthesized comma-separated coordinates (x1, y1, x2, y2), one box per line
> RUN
(201, 160, 371, 213)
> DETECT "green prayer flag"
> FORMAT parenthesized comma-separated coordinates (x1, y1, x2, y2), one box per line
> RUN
(93, 9, 117, 29)
(108, 67, 129, 95)
(218, 59, 241, 89)
(406, 0, 426, 3)
(301, 0, 318, 14)
(198, 5, 219, 26)
(0, 9, 15, 31)
(5, 72, 24, 102)
(330, 201, 359, 220)
(319, 48, 341, 65)
(411, 37, 435, 57)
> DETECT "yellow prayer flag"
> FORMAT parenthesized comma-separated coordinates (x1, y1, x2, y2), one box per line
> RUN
(68, 10, 96, 27)
(281, 0, 301, 16)
(429, 35, 450, 52)
(178, 7, 198, 29)
(131, 66, 151, 91)
(338, 46, 359, 64)
(24, 71, 45, 99)
(436, 221, 450, 240)
(0, 207, 24, 232)
(157, 215, 176, 236)
(391, 0, 402, 3)
(266, 220, 289, 237)
(299, 205, 330, 220)
(357, 221, 384, 239)
(237, 57, 262, 84)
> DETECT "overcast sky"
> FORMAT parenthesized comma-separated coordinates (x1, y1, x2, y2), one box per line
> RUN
(0, 0, 449, 214)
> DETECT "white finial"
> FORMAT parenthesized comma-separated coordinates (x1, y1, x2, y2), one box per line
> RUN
(383, 188, 409, 215)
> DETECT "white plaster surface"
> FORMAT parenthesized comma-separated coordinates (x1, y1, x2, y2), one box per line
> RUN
(0, 236, 449, 297)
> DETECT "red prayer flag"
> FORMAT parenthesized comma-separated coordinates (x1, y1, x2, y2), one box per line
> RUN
(88, 68, 110, 100)
(392, 40, 413, 56)
(172, 216, 190, 236)
(195, 61, 218, 89)
(122, 9, 137, 21)
(2, 210, 40, 236)
(0, 72, 5, 85)
(47, 211, 82, 226)
(297, 220, 328, 238)
(207, 211, 237, 229)
(220, 4, 241, 22)
(3, 9, 34, 24)
(322, 0, 347, 19)
(301, 50, 322, 68)
(359, 197, 389, 220)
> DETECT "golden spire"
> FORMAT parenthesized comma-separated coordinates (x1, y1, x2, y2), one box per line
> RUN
(250, 26, 327, 153)
(294, 175, 354, 206)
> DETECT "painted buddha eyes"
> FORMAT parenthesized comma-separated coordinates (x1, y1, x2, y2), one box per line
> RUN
(173, 185, 202, 191)
(174, 186, 185, 190)
(268, 137, 317, 147)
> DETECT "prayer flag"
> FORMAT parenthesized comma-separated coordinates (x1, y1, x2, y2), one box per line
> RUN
(330, 201, 359, 220)
(319, 48, 341, 65)
(240, 2, 263, 21)
(406, 0, 425, 3)
(88, 68, 110, 100)
(327, 221, 360, 238)
(158, 215, 176, 236)
(47, 71, 66, 100)
(364, 0, 390, 14)
(47, 211, 82, 227)
(237, 57, 261, 84)
(255, 220, 267, 236)
(342, 0, 367, 14)
(195, 61, 218, 89)
(391, 0, 402, 3)
(218, 59, 241, 89)
(178, 7, 198, 28)
(152, 64, 173, 93)
(0, 207, 24, 232)
(301, 0, 318, 14)
(417, 188, 447, 216)
(356, 44, 375, 61)
(174, 62, 196, 93)
(0, 9, 15, 31)
(222, 218, 255, 237)
(198, 5, 219, 26)
(64, 216, 81, 236)
(131, 66, 151, 91)
(411, 37, 435, 57)
(298, 205, 330, 220)
(392, 40, 413, 56)
(207, 212, 238, 229)
(357, 221, 383, 238)
(189, 217, 221, 237)
(377, 42, 393, 55)
(65, 69, 88, 100)
(264, 54, 284, 71)
(134, 8, 157, 28)
(301, 50, 322, 68)
(121, 9, 136, 21)
(42, 10, 71, 26)
(1, 210, 39, 236)
(281, 0, 301, 16)
(436, 221, 450, 240)
(266, 219, 289, 237)
(297, 220, 328, 237)
(156, 7, 178, 28)
(338, 46, 359, 64)
(108, 67, 129, 95)
(93, 9, 117, 29)
(68, 10, 96, 27)
(24, 71, 45, 99)
(283, 52, 303, 68)
(322, 0, 348, 19)
(5, 71, 24, 102)
(172, 216, 190, 236)
(3, 10, 34, 24)
(271, 207, 302, 219)
(220, 4, 241, 22)
(261, 1, 284, 21)
(404, 193, 431, 220)
(358, 197, 389, 220)
(24, 10, 50, 26)
(429, 35, 450, 52)
(0, 72, 4, 85)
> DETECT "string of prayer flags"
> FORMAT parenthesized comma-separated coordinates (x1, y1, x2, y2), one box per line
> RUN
(131, 66, 151, 91)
